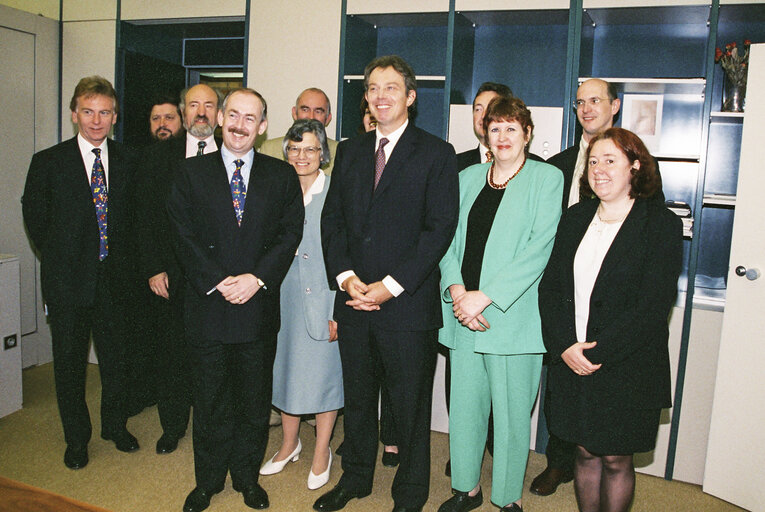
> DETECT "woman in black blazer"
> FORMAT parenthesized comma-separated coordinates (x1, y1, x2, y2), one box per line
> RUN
(539, 128, 683, 512)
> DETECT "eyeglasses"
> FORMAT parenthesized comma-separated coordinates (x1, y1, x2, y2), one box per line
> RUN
(573, 97, 608, 109)
(286, 146, 321, 157)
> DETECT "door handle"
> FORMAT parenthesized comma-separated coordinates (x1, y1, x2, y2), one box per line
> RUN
(735, 266, 761, 281)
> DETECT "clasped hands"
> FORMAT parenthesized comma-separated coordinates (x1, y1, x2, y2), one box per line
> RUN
(342, 275, 393, 311)
(561, 341, 602, 376)
(449, 284, 491, 332)
(216, 273, 262, 304)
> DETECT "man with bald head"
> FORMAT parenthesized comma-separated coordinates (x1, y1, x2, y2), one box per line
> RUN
(259, 87, 338, 174)
(133, 83, 222, 456)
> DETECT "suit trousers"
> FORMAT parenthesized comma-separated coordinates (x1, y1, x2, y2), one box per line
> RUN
(188, 335, 276, 491)
(337, 322, 437, 508)
(449, 341, 542, 506)
(379, 382, 398, 446)
(149, 291, 191, 437)
(48, 262, 128, 448)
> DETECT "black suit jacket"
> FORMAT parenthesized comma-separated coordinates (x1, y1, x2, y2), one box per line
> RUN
(166, 150, 304, 343)
(321, 124, 459, 331)
(456, 145, 544, 172)
(547, 143, 665, 211)
(539, 198, 682, 411)
(22, 137, 134, 307)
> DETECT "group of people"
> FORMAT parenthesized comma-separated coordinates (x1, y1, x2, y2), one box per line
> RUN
(22, 52, 682, 512)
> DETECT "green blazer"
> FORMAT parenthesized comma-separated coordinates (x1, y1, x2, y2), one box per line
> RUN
(439, 159, 563, 355)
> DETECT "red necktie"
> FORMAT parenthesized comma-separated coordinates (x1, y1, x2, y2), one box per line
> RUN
(374, 137, 389, 190)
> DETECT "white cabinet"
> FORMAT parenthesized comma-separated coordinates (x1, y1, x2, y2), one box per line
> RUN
(0, 255, 22, 418)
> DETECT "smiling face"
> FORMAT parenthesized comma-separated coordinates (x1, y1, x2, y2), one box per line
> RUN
(472, 90, 499, 145)
(292, 90, 331, 126)
(286, 131, 322, 178)
(576, 79, 620, 141)
(149, 103, 182, 140)
(183, 84, 219, 138)
(71, 94, 117, 146)
(218, 91, 268, 158)
(487, 119, 530, 165)
(587, 138, 637, 203)
(365, 66, 416, 135)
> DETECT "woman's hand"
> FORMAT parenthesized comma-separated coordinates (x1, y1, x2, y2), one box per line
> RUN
(453, 290, 492, 331)
(328, 321, 338, 342)
(448, 284, 467, 302)
(561, 341, 602, 375)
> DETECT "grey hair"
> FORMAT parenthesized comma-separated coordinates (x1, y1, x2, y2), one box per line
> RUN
(221, 88, 268, 121)
(282, 119, 330, 166)
(179, 84, 223, 113)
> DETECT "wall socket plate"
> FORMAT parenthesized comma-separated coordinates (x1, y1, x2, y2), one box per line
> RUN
(3, 334, 17, 350)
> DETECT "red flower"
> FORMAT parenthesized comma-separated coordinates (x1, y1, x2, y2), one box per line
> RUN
(726, 43, 733, 50)
(745, 39, 752, 46)
(731, 41, 737, 48)
(715, 47, 723, 61)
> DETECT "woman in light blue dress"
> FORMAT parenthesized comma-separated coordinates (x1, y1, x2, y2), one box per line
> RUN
(261, 119, 342, 491)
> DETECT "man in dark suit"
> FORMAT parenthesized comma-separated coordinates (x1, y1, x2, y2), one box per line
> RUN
(133, 83, 223, 454)
(22, 76, 139, 470)
(456, 81, 544, 172)
(317, 55, 459, 512)
(167, 88, 303, 512)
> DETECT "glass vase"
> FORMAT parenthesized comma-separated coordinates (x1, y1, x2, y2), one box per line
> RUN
(722, 75, 746, 112)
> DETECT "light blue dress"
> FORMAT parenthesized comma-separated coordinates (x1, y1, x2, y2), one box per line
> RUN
(272, 174, 343, 414)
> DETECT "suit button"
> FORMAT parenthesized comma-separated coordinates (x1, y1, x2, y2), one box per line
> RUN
(304, 219, 308, 225)
(305, 288, 311, 294)
(302, 253, 309, 259)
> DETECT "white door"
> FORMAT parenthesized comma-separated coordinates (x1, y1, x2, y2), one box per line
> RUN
(703, 43, 765, 512)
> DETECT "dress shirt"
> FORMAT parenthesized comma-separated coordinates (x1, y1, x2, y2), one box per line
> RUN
(478, 142, 491, 164)
(77, 133, 109, 184)
(220, 146, 254, 188)
(304, 171, 326, 207)
(185, 133, 218, 158)
(567, 137, 589, 208)
(336, 120, 410, 297)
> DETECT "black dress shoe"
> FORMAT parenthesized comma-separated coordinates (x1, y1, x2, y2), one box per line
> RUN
(64, 445, 88, 470)
(101, 429, 139, 452)
(313, 484, 370, 511)
(183, 487, 220, 512)
(437, 488, 483, 512)
(241, 484, 269, 510)
(382, 450, 400, 467)
(155, 432, 183, 454)
(529, 466, 574, 496)
(499, 504, 523, 512)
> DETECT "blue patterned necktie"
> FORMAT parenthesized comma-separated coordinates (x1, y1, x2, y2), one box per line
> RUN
(90, 148, 108, 260)
(230, 159, 247, 226)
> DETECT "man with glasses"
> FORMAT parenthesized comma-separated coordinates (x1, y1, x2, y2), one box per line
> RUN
(22, 76, 139, 470)
(259, 87, 338, 174)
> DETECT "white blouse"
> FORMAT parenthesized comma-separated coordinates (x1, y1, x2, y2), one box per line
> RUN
(573, 212, 625, 343)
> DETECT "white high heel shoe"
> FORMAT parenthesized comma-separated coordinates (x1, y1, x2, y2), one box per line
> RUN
(259, 439, 302, 475)
(307, 448, 332, 490)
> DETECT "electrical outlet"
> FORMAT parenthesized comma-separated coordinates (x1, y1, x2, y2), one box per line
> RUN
(3, 334, 17, 350)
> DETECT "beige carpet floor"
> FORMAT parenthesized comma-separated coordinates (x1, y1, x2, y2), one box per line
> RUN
(0, 364, 745, 512)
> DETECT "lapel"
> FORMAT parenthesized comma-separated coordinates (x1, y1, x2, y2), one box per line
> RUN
(106, 138, 122, 197)
(371, 123, 417, 202)
(562, 199, 599, 299)
(207, 152, 242, 235)
(240, 151, 268, 231)
(62, 137, 98, 207)
(593, 199, 648, 287)
(356, 132, 377, 213)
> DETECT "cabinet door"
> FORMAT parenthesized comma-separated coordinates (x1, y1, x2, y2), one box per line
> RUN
(703, 43, 765, 512)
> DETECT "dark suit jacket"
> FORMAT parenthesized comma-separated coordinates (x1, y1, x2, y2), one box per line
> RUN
(539, 198, 683, 412)
(547, 143, 665, 211)
(456, 145, 544, 172)
(166, 150, 304, 343)
(22, 136, 134, 307)
(321, 124, 459, 331)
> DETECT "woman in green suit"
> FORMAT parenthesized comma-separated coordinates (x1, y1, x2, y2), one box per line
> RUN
(437, 96, 563, 512)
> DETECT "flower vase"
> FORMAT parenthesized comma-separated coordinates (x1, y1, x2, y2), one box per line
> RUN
(722, 75, 746, 112)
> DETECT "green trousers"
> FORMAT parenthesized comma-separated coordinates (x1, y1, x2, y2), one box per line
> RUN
(449, 343, 542, 506)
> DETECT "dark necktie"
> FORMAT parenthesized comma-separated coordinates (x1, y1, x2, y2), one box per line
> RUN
(90, 148, 108, 260)
(230, 159, 247, 226)
(197, 140, 206, 156)
(374, 137, 389, 190)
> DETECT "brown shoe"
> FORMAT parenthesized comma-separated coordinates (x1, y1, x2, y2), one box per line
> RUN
(529, 467, 574, 496)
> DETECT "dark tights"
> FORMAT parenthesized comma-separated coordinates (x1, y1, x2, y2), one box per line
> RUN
(574, 445, 635, 512)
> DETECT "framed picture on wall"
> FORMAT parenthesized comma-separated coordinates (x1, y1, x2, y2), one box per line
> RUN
(621, 94, 663, 154)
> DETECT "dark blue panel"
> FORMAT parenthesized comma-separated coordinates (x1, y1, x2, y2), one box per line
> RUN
(579, 22, 595, 78)
(450, 15, 475, 105)
(341, 79, 366, 139)
(377, 25, 448, 76)
(592, 23, 708, 78)
(705, 121, 742, 196)
(695, 206, 734, 299)
(412, 85, 446, 138)
(345, 16, 378, 75)
(472, 23, 568, 107)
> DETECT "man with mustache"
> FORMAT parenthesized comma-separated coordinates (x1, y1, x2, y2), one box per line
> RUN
(168, 88, 303, 512)
(149, 95, 183, 141)
(132, 83, 222, 455)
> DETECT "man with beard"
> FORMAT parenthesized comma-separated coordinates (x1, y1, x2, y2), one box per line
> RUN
(131, 83, 222, 454)
(168, 88, 303, 512)
(149, 95, 183, 141)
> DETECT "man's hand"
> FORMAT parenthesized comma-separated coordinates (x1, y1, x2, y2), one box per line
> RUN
(343, 275, 379, 311)
(149, 272, 170, 299)
(364, 281, 394, 306)
(328, 321, 338, 342)
(561, 341, 602, 376)
(216, 273, 262, 304)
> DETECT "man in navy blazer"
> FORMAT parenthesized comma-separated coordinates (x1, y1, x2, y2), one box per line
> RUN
(22, 76, 139, 470)
(318, 56, 459, 512)
(167, 88, 303, 512)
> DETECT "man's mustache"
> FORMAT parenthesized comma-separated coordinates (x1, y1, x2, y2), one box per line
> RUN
(228, 127, 250, 136)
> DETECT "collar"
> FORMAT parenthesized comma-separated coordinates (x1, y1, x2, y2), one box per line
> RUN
(479, 142, 490, 163)
(77, 133, 108, 155)
(220, 146, 254, 170)
(304, 171, 326, 206)
(375, 119, 408, 148)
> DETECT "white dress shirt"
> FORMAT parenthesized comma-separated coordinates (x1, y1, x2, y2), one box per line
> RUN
(77, 133, 109, 184)
(185, 133, 218, 158)
(568, 137, 590, 208)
